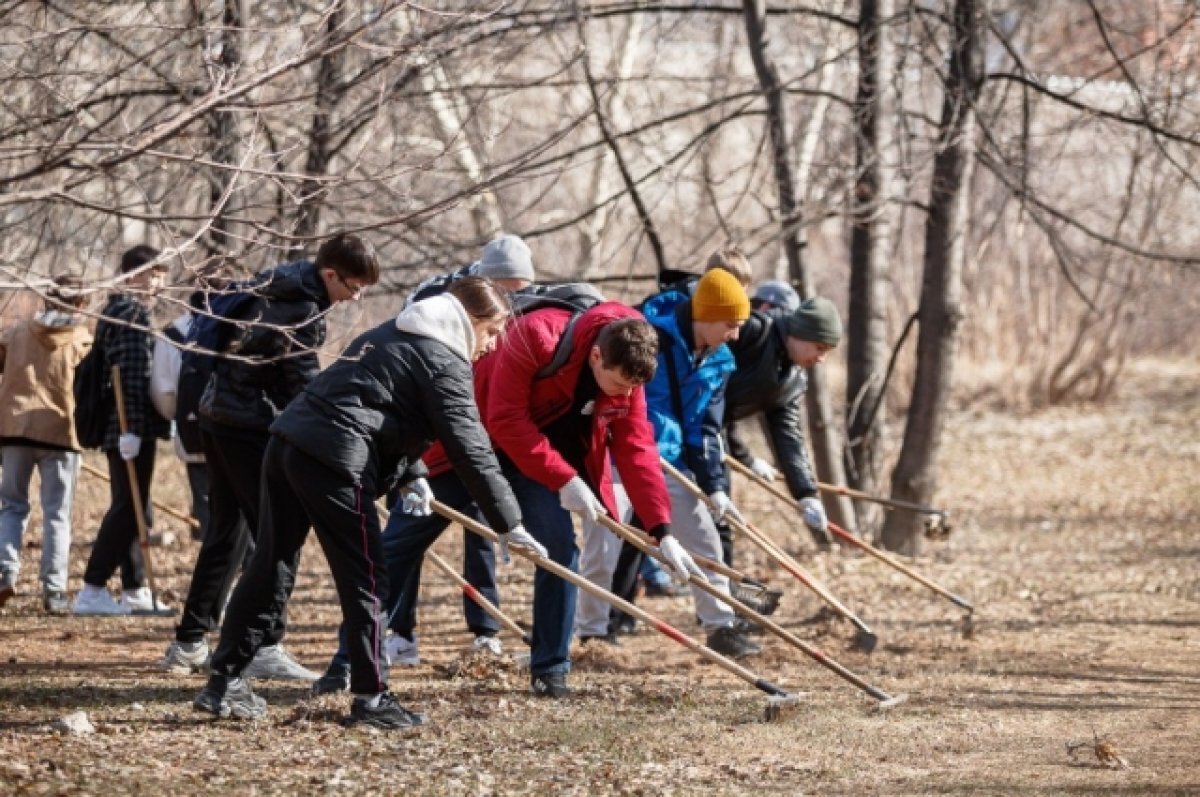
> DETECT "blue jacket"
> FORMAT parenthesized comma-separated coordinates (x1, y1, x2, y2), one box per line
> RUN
(641, 291, 734, 495)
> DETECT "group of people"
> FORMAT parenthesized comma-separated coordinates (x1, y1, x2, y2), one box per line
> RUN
(0, 231, 843, 731)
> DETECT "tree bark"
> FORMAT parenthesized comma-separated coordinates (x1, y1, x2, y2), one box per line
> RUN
(204, 0, 241, 256)
(293, 5, 344, 244)
(741, 0, 855, 532)
(881, 0, 985, 553)
(846, 0, 895, 536)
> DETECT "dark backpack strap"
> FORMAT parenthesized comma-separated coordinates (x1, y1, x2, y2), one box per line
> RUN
(534, 312, 585, 380)
(163, 322, 186, 345)
(654, 326, 686, 424)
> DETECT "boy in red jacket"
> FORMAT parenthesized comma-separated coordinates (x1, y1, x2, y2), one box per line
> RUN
(372, 302, 699, 698)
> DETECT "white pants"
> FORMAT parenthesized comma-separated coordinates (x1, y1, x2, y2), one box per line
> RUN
(663, 474, 735, 629)
(574, 480, 634, 638)
(573, 469, 735, 635)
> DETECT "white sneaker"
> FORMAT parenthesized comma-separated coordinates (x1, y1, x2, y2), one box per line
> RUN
(471, 635, 503, 656)
(243, 644, 319, 681)
(73, 586, 131, 616)
(121, 587, 176, 616)
(384, 634, 420, 667)
(161, 639, 211, 674)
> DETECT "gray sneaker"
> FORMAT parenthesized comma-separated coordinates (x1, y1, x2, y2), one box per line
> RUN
(161, 639, 211, 674)
(243, 644, 319, 681)
(193, 675, 267, 720)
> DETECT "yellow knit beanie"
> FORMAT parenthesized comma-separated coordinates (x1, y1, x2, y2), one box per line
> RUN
(692, 268, 750, 322)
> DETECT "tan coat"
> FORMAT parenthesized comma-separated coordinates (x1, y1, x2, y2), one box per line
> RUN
(0, 316, 92, 450)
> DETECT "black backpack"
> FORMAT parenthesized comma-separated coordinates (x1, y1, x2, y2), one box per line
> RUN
(509, 282, 606, 378)
(173, 287, 260, 453)
(73, 329, 111, 449)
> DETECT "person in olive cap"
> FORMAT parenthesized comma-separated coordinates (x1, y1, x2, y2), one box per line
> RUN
(725, 295, 843, 550)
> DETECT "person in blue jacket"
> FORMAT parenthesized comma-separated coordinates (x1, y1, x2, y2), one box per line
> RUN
(639, 268, 761, 659)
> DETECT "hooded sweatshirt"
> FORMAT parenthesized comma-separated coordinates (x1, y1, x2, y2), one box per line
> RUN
(268, 294, 521, 532)
(0, 311, 92, 450)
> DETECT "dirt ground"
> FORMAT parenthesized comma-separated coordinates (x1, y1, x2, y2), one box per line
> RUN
(1, 358, 1197, 796)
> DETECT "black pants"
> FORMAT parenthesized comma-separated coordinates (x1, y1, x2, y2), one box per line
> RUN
(174, 427, 260, 644)
(716, 519, 734, 567)
(607, 539, 643, 633)
(83, 446, 156, 589)
(211, 437, 389, 696)
(185, 462, 211, 542)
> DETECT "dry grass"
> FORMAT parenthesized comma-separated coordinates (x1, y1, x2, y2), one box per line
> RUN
(1, 358, 1197, 795)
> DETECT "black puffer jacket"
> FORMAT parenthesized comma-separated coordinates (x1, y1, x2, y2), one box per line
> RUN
(200, 261, 330, 432)
(269, 296, 522, 534)
(725, 310, 819, 500)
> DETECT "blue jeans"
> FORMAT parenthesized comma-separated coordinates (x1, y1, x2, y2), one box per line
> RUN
(0, 446, 79, 593)
(327, 459, 578, 677)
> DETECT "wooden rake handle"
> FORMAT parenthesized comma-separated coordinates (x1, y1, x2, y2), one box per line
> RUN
(726, 457, 973, 613)
(110, 366, 159, 596)
(430, 499, 792, 699)
(595, 514, 897, 704)
(660, 457, 874, 638)
(373, 503, 533, 646)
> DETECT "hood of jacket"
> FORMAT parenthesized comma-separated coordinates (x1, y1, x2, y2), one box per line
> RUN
(257, 260, 331, 310)
(395, 293, 476, 363)
(31, 313, 89, 350)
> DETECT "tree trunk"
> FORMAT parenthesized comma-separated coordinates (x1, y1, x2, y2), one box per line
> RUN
(846, 0, 895, 537)
(741, 0, 855, 532)
(881, 0, 985, 553)
(204, 0, 241, 256)
(293, 6, 343, 244)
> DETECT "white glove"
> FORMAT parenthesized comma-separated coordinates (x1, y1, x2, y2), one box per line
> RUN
(558, 476, 607, 523)
(707, 490, 745, 525)
(658, 534, 703, 585)
(749, 457, 778, 481)
(799, 497, 828, 533)
(399, 477, 433, 517)
(118, 433, 142, 461)
(498, 524, 548, 565)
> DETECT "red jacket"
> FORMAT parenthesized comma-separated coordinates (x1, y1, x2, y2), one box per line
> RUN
(425, 302, 671, 531)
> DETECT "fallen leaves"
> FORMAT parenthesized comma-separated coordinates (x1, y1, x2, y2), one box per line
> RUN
(1067, 729, 1131, 770)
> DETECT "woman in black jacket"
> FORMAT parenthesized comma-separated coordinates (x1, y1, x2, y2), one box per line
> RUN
(193, 278, 532, 729)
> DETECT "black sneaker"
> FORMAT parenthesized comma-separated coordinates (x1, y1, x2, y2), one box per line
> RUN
(42, 590, 69, 614)
(706, 626, 762, 659)
(530, 672, 572, 699)
(348, 692, 425, 729)
(731, 585, 783, 617)
(731, 617, 764, 636)
(609, 613, 638, 636)
(312, 665, 351, 696)
(579, 633, 622, 647)
(193, 675, 268, 720)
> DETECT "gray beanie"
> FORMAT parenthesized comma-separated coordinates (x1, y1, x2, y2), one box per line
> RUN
(751, 280, 801, 313)
(475, 234, 535, 282)
(786, 297, 843, 346)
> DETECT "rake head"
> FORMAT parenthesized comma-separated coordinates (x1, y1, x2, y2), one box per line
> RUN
(960, 610, 977, 640)
(852, 629, 879, 654)
(762, 691, 806, 722)
(923, 513, 954, 540)
(874, 692, 908, 712)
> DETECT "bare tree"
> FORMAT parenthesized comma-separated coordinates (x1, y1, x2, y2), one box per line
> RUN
(846, 0, 897, 536)
(882, 0, 986, 553)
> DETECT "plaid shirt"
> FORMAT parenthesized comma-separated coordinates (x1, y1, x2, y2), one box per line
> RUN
(96, 293, 171, 450)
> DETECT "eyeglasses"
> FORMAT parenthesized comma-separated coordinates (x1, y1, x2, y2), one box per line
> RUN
(334, 272, 366, 298)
